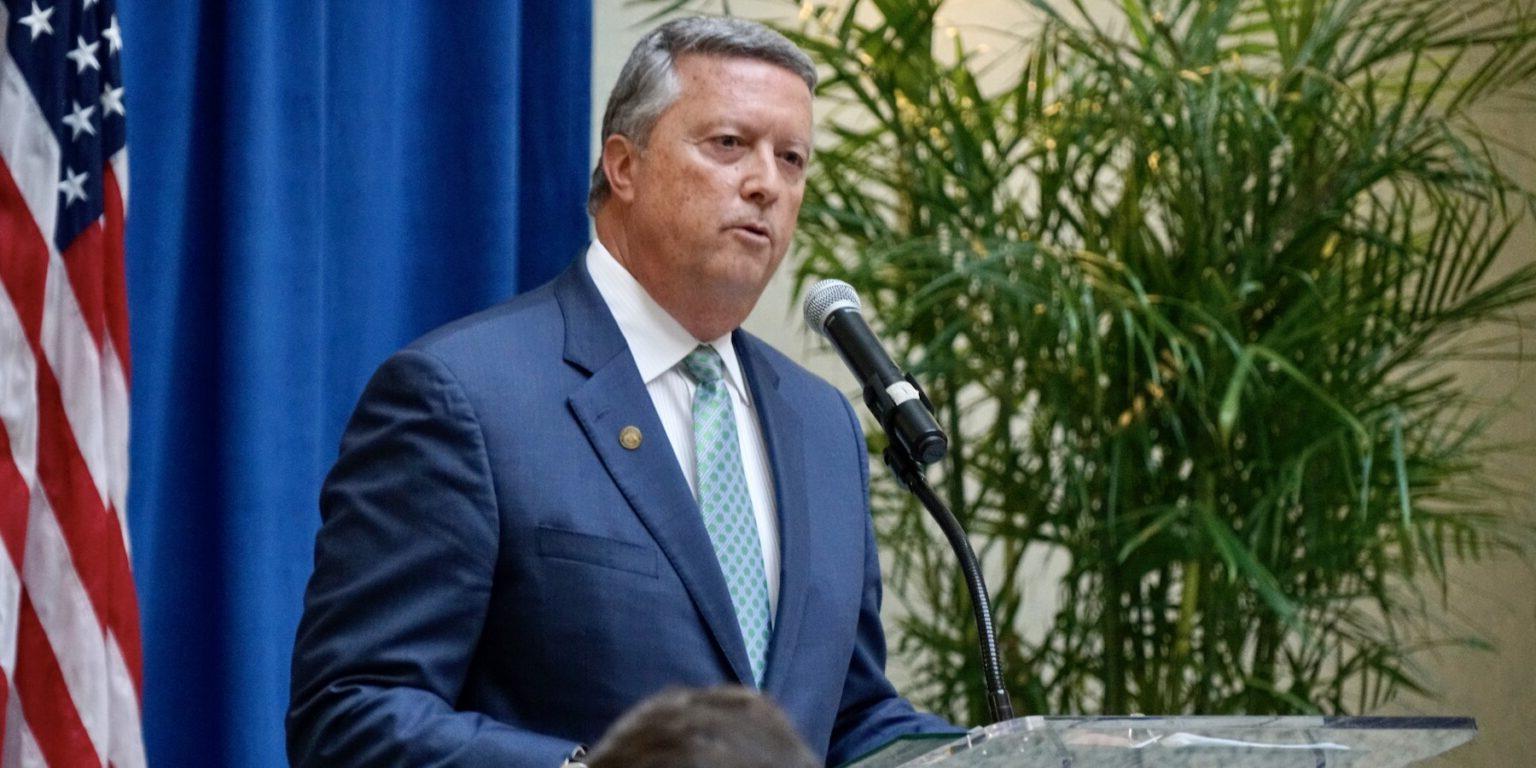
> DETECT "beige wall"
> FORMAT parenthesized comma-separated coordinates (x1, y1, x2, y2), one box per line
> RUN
(590, 2, 1536, 765)
(1385, 100, 1536, 767)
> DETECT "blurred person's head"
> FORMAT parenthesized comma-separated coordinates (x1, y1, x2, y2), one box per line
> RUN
(585, 686, 820, 768)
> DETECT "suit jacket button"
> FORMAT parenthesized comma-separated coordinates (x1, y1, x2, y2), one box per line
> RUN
(619, 425, 643, 450)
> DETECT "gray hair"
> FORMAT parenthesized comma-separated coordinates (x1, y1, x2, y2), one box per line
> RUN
(588, 16, 818, 216)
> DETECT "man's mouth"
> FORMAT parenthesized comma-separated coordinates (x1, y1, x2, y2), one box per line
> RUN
(729, 222, 771, 241)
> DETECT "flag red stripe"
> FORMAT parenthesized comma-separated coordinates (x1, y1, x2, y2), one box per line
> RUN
(61, 220, 109, 353)
(106, 503, 143, 693)
(14, 591, 103, 768)
(0, 419, 29, 570)
(102, 163, 132, 382)
(0, 158, 48, 340)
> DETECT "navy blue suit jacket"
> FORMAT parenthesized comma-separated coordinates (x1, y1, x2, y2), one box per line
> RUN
(288, 258, 952, 767)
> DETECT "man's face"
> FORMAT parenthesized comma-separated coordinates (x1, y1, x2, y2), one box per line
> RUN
(616, 54, 813, 338)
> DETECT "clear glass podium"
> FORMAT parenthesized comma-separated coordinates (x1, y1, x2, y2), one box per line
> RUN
(844, 716, 1477, 768)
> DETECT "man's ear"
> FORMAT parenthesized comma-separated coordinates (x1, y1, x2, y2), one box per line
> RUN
(602, 135, 640, 203)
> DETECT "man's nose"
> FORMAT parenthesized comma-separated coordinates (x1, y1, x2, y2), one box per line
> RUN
(740, 147, 783, 206)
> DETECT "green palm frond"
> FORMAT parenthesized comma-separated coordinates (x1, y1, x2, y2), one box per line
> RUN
(638, 0, 1536, 722)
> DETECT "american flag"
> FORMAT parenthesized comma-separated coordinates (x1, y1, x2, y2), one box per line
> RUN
(1, 0, 145, 764)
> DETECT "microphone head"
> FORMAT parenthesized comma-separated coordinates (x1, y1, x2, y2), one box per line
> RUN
(803, 279, 862, 337)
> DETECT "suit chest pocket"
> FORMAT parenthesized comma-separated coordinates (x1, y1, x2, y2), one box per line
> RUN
(535, 525, 659, 578)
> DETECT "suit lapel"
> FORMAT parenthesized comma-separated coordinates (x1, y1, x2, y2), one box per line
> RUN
(556, 264, 757, 686)
(733, 334, 811, 695)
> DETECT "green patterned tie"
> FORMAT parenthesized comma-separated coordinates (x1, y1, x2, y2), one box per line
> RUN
(683, 345, 772, 687)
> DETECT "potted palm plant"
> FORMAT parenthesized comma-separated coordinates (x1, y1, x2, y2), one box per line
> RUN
(638, 0, 1536, 724)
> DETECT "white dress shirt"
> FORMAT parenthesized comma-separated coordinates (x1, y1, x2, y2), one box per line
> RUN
(584, 240, 781, 617)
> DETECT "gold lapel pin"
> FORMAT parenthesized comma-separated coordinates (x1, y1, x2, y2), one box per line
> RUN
(619, 425, 643, 450)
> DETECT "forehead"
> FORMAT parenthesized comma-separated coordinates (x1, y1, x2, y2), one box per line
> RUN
(671, 52, 810, 90)
(666, 54, 813, 127)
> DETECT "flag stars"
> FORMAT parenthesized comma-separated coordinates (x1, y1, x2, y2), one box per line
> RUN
(66, 35, 100, 74)
(58, 168, 89, 206)
(62, 101, 96, 140)
(101, 84, 125, 117)
(18, 2, 54, 41)
(102, 16, 122, 55)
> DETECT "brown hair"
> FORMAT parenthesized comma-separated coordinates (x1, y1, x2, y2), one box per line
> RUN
(586, 686, 820, 768)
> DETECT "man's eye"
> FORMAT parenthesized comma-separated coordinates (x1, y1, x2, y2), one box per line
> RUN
(781, 151, 806, 169)
(714, 136, 743, 149)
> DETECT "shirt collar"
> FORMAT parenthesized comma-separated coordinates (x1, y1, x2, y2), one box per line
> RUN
(585, 240, 751, 404)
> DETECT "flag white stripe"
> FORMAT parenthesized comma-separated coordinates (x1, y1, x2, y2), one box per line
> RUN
(0, 684, 12, 768)
(3, 660, 50, 768)
(0, 271, 38, 706)
(0, 551, 19, 691)
(22, 493, 110, 762)
(1, 682, 32, 768)
(102, 340, 130, 541)
(109, 150, 128, 220)
(105, 633, 144, 768)
(12, 711, 42, 768)
(40, 256, 112, 510)
(105, 143, 134, 548)
(106, 147, 133, 537)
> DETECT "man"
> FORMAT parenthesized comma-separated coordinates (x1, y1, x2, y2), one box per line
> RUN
(584, 687, 820, 768)
(288, 17, 954, 768)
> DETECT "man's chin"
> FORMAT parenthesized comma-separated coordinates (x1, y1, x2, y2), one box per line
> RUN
(681, 274, 774, 334)
(722, 243, 785, 278)
(715, 266, 779, 304)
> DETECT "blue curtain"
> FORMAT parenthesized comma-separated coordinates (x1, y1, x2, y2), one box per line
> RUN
(118, 2, 592, 765)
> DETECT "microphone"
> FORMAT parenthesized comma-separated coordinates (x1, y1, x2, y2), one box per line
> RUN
(804, 279, 1016, 723)
(803, 279, 947, 467)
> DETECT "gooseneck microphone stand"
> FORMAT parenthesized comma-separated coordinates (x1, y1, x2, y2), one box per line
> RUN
(806, 279, 1014, 724)
(869, 380, 1016, 725)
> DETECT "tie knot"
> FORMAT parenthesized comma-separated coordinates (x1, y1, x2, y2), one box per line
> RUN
(682, 345, 726, 385)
